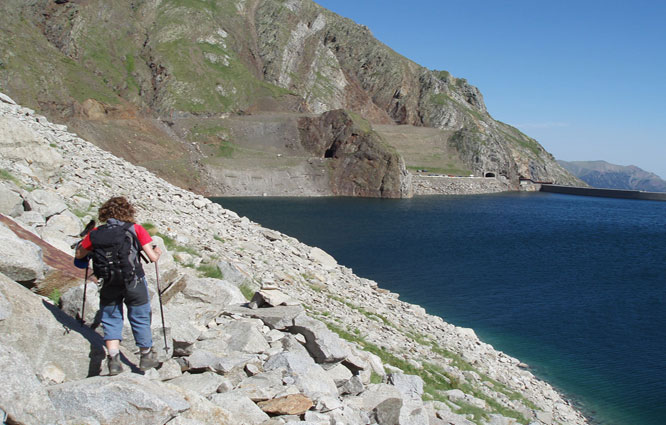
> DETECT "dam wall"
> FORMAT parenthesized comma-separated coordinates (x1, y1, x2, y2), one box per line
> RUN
(540, 184, 666, 201)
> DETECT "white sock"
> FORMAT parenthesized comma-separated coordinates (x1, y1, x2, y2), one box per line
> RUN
(108, 348, 119, 357)
(140, 347, 151, 354)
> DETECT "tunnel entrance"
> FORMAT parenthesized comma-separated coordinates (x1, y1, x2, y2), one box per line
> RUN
(485, 172, 496, 178)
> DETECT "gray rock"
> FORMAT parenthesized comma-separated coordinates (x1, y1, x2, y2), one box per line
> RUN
(374, 398, 402, 425)
(209, 392, 270, 424)
(171, 318, 202, 356)
(326, 363, 353, 386)
(0, 116, 64, 182)
(290, 313, 349, 363)
(0, 92, 16, 104)
(0, 182, 24, 217)
(308, 247, 337, 270)
(264, 352, 338, 400)
(17, 210, 46, 228)
(226, 304, 305, 330)
(339, 375, 364, 396)
(0, 344, 62, 424)
(159, 358, 184, 381)
(217, 259, 251, 286)
(0, 273, 106, 381)
(0, 288, 12, 321)
(166, 277, 245, 326)
(234, 370, 292, 401)
(484, 414, 519, 425)
(169, 372, 229, 397)
(25, 189, 68, 219)
(223, 320, 270, 354)
(185, 349, 256, 375)
(0, 223, 45, 283)
(60, 282, 99, 326)
(387, 372, 424, 401)
(48, 375, 190, 424)
(45, 210, 82, 236)
(251, 288, 299, 307)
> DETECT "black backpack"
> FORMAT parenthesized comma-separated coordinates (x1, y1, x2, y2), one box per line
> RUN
(89, 222, 140, 287)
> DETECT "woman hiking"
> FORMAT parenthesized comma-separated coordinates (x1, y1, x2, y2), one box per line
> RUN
(75, 196, 162, 375)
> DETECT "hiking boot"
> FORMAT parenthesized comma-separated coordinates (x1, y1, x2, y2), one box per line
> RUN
(139, 348, 160, 371)
(107, 353, 123, 376)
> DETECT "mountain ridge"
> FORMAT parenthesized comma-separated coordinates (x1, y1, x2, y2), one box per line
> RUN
(0, 0, 582, 196)
(558, 160, 666, 192)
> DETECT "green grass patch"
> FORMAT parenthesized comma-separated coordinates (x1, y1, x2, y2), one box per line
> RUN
(197, 263, 222, 279)
(217, 140, 235, 158)
(240, 283, 256, 301)
(141, 222, 159, 236)
(156, 232, 198, 255)
(0, 168, 19, 184)
(48, 289, 62, 305)
(213, 234, 226, 243)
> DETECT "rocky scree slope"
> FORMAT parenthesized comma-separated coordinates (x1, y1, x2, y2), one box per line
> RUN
(0, 0, 580, 196)
(0, 93, 588, 424)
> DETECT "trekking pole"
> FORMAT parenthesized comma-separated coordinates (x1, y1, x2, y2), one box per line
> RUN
(155, 261, 169, 352)
(80, 263, 89, 325)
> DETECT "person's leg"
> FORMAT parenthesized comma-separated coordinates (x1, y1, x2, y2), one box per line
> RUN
(126, 277, 159, 370)
(100, 302, 124, 375)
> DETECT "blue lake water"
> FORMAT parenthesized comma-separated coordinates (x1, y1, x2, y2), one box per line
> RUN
(213, 192, 666, 425)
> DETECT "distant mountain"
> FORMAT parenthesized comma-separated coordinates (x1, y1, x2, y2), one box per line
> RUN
(558, 160, 666, 192)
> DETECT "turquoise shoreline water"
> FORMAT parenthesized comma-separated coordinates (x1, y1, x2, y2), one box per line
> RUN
(213, 192, 666, 425)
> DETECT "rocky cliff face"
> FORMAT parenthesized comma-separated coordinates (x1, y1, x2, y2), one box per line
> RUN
(0, 0, 580, 196)
(298, 110, 412, 198)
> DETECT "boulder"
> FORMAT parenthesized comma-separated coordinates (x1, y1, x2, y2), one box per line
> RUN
(24, 189, 68, 219)
(0, 116, 64, 182)
(60, 282, 99, 326)
(17, 210, 46, 228)
(250, 288, 299, 307)
(0, 222, 45, 284)
(233, 370, 295, 401)
(44, 210, 82, 237)
(387, 373, 424, 401)
(264, 352, 338, 400)
(48, 375, 190, 424)
(225, 304, 304, 330)
(169, 372, 229, 397)
(163, 386, 233, 425)
(0, 183, 24, 217)
(0, 273, 106, 381)
(308, 247, 337, 270)
(216, 259, 250, 286)
(0, 344, 63, 424)
(257, 394, 314, 416)
(166, 277, 245, 326)
(290, 312, 350, 363)
(221, 320, 270, 354)
(209, 393, 270, 424)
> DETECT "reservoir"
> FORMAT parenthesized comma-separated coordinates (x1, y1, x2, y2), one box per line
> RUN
(214, 192, 666, 425)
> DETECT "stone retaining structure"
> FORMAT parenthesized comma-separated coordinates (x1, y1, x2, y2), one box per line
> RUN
(412, 175, 513, 195)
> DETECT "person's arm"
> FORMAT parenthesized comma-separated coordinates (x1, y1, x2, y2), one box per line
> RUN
(75, 245, 90, 259)
(142, 243, 162, 263)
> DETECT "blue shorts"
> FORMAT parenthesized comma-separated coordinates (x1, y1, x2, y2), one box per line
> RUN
(100, 277, 153, 348)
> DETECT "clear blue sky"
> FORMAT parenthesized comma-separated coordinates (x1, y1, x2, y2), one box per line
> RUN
(315, 0, 666, 178)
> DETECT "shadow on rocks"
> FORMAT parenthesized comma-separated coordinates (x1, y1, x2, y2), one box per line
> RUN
(41, 300, 116, 377)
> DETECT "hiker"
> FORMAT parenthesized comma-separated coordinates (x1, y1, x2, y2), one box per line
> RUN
(75, 196, 162, 375)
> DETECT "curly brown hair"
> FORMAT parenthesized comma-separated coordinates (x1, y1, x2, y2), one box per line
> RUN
(98, 196, 136, 223)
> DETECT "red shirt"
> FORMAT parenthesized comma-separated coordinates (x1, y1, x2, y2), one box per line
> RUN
(81, 223, 152, 251)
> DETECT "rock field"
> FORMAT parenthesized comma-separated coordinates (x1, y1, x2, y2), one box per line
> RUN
(0, 92, 588, 425)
